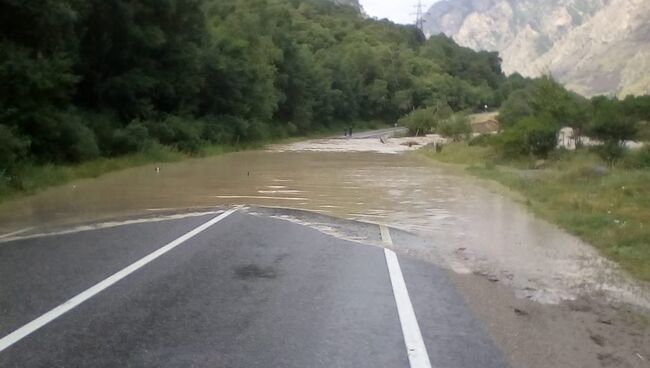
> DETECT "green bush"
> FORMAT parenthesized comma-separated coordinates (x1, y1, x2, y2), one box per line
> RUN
(438, 113, 472, 141)
(592, 141, 625, 164)
(0, 125, 30, 173)
(168, 119, 203, 154)
(228, 116, 271, 143)
(634, 146, 650, 168)
(496, 116, 558, 159)
(85, 112, 121, 155)
(202, 116, 236, 144)
(588, 99, 638, 144)
(526, 123, 557, 159)
(622, 146, 650, 169)
(145, 116, 204, 153)
(497, 125, 529, 158)
(398, 102, 453, 136)
(637, 121, 650, 142)
(399, 107, 436, 135)
(57, 115, 100, 162)
(468, 134, 496, 147)
(498, 88, 534, 128)
(111, 123, 151, 155)
(15, 111, 99, 164)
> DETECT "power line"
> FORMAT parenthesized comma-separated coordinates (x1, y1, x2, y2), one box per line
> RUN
(411, 1, 427, 32)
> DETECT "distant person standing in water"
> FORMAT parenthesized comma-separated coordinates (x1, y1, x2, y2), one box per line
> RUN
(348, 127, 352, 137)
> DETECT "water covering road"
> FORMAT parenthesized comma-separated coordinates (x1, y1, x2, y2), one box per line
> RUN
(0, 130, 648, 308)
(1, 207, 511, 367)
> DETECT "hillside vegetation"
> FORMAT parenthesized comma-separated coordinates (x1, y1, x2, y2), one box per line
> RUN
(0, 0, 517, 197)
(424, 76, 650, 281)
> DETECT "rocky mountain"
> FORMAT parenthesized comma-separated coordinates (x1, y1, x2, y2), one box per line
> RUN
(423, 0, 650, 97)
(328, 0, 363, 11)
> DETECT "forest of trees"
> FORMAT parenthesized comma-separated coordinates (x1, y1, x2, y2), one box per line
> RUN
(0, 0, 514, 178)
(493, 76, 650, 162)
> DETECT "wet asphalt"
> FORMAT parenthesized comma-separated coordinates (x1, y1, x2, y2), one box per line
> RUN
(0, 208, 507, 367)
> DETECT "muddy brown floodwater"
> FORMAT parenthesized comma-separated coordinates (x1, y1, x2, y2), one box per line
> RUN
(0, 134, 649, 310)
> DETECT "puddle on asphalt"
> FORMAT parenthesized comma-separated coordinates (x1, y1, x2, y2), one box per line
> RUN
(0, 134, 648, 308)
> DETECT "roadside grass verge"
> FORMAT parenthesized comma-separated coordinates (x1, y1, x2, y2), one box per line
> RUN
(0, 144, 187, 204)
(0, 120, 389, 205)
(423, 143, 650, 281)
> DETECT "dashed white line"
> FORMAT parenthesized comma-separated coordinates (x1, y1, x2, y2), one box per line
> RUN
(380, 225, 432, 368)
(0, 207, 239, 353)
(379, 224, 393, 245)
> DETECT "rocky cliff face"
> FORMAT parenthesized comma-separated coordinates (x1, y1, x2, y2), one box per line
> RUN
(424, 0, 650, 97)
(329, 0, 363, 11)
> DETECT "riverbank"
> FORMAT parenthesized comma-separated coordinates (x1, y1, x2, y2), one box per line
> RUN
(422, 143, 650, 281)
(0, 121, 388, 205)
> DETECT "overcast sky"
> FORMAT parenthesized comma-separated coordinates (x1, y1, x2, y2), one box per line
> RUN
(360, 0, 437, 25)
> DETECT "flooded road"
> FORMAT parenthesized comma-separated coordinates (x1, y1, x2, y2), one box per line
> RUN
(0, 133, 648, 308)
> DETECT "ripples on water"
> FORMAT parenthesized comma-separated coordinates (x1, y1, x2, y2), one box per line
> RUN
(0, 136, 648, 307)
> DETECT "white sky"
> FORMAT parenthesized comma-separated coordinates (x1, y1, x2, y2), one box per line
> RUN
(360, 0, 438, 25)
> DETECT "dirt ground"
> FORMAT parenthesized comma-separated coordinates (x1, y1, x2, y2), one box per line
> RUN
(451, 272, 650, 368)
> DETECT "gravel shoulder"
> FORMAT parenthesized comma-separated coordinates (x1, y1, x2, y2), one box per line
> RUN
(451, 272, 650, 368)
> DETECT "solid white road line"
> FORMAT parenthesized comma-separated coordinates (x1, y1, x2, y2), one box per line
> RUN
(213, 195, 308, 201)
(0, 207, 238, 353)
(380, 225, 432, 368)
(0, 227, 35, 240)
(0, 211, 224, 244)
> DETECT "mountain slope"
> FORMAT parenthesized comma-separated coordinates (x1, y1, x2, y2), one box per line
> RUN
(423, 0, 650, 97)
(328, 0, 363, 11)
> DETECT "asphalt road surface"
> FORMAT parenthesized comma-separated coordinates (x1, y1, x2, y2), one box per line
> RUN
(0, 207, 507, 367)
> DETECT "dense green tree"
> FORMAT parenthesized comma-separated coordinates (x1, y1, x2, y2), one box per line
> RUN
(0, 0, 82, 163)
(498, 88, 534, 128)
(530, 76, 589, 127)
(0, 125, 30, 174)
(496, 116, 558, 159)
(76, 0, 206, 119)
(420, 35, 504, 99)
(589, 98, 638, 144)
(621, 95, 650, 122)
(200, 0, 281, 123)
(499, 76, 589, 128)
(398, 101, 453, 135)
(495, 73, 533, 106)
(438, 113, 472, 141)
(0, 0, 528, 175)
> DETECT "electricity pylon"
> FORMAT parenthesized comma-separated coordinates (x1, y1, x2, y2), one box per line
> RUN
(413, 0, 426, 33)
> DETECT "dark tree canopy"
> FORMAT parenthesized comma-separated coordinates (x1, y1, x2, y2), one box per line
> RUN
(0, 0, 523, 171)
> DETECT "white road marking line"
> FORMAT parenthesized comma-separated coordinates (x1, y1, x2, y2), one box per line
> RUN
(213, 195, 308, 201)
(0, 211, 223, 244)
(380, 225, 432, 368)
(0, 227, 34, 240)
(0, 207, 239, 353)
(257, 190, 304, 194)
(380, 224, 393, 245)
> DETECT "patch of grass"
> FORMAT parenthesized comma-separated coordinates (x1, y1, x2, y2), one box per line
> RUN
(0, 144, 187, 203)
(422, 142, 497, 166)
(423, 143, 650, 281)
